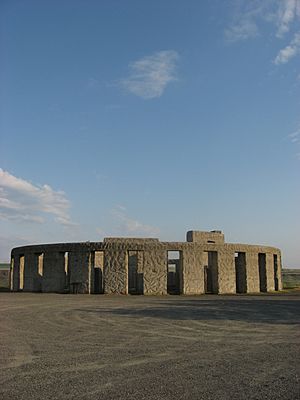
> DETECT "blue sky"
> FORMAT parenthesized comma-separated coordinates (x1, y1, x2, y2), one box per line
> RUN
(0, 0, 299, 267)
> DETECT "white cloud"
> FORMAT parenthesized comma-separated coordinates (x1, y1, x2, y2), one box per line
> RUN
(225, 18, 259, 42)
(274, 32, 300, 64)
(120, 50, 179, 99)
(276, 0, 300, 37)
(0, 169, 75, 226)
(288, 127, 300, 158)
(0, 212, 44, 223)
(226, 0, 300, 40)
(0, 234, 31, 262)
(110, 205, 160, 236)
(226, 1, 300, 65)
(289, 130, 300, 141)
(225, 1, 272, 42)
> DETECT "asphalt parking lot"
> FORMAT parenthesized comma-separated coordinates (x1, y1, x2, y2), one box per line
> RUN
(0, 292, 299, 400)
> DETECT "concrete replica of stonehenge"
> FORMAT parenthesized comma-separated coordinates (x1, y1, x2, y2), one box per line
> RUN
(10, 230, 282, 295)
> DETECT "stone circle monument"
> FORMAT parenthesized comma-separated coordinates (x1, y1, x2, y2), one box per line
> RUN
(10, 230, 282, 295)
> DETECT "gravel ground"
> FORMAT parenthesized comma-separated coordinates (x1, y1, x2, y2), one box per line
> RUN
(0, 292, 299, 400)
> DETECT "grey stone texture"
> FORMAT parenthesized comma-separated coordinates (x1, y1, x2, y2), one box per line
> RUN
(104, 248, 128, 294)
(245, 251, 261, 293)
(10, 230, 282, 295)
(187, 230, 225, 244)
(42, 251, 65, 293)
(182, 248, 204, 295)
(68, 251, 90, 293)
(23, 253, 41, 292)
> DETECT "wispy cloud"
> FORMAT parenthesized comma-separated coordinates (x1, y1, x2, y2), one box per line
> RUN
(288, 126, 300, 158)
(274, 32, 300, 64)
(289, 130, 300, 142)
(276, 0, 300, 37)
(226, 0, 300, 65)
(120, 50, 179, 99)
(86, 77, 100, 89)
(110, 205, 160, 236)
(0, 169, 76, 226)
(225, 1, 264, 42)
(225, 18, 259, 42)
(0, 234, 31, 262)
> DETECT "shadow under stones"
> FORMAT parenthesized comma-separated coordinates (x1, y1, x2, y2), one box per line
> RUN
(75, 297, 300, 325)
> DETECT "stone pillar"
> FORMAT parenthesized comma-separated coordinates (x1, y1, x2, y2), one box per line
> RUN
(19, 255, 24, 290)
(89, 252, 94, 294)
(245, 252, 260, 293)
(38, 254, 43, 280)
(266, 253, 275, 291)
(104, 249, 128, 294)
(23, 253, 40, 292)
(69, 251, 90, 294)
(10, 256, 14, 291)
(94, 251, 104, 293)
(64, 253, 70, 292)
(12, 256, 20, 291)
(182, 249, 204, 294)
(42, 251, 66, 293)
(218, 249, 236, 294)
(136, 251, 144, 294)
(143, 249, 167, 295)
(277, 253, 283, 290)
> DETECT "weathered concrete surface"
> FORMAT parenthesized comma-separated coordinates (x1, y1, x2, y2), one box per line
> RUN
(68, 251, 90, 293)
(143, 248, 167, 295)
(104, 249, 128, 294)
(187, 230, 225, 244)
(266, 253, 275, 292)
(218, 249, 236, 294)
(245, 252, 260, 293)
(182, 248, 204, 294)
(23, 253, 42, 292)
(277, 254, 283, 290)
(42, 252, 65, 293)
(0, 292, 299, 400)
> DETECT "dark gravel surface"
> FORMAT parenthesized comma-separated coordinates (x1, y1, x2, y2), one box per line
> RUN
(0, 292, 300, 400)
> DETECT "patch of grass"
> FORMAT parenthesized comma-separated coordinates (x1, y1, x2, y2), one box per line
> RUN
(0, 269, 10, 290)
(282, 269, 300, 289)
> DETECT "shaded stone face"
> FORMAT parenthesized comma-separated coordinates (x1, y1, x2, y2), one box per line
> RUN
(10, 231, 282, 295)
